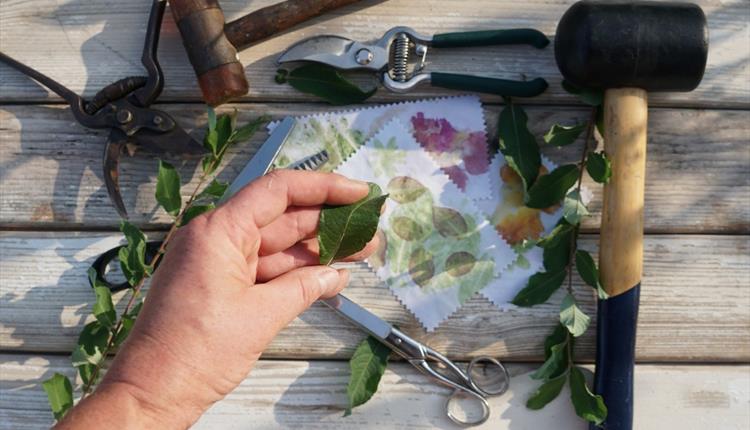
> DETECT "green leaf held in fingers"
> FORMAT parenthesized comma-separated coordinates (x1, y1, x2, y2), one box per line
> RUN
(560, 294, 591, 337)
(526, 374, 567, 410)
(181, 204, 215, 226)
(42, 373, 73, 421)
(569, 366, 607, 425)
(345, 336, 391, 416)
(563, 190, 590, 225)
(586, 151, 612, 184)
(156, 160, 182, 218)
(543, 123, 586, 147)
(575, 250, 609, 300)
(511, 270, 566, 307)
(318, 183, 387, 265)
(276, 64, 377, 105)
(497, 102, 542, 192)
(525, 164, 579, 209)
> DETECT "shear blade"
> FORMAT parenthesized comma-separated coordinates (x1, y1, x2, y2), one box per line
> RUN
(103, 135, 128, 219)
(277, 35, 386, 71)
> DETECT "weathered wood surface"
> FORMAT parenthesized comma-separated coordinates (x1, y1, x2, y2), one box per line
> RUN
(1, 354, 748, 430)
(0, 0, 748, 108)
(1, 232, 748, 361)
(2, 104, 748, 232)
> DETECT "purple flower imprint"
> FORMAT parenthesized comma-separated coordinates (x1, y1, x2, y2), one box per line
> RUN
(411, 113, 458, 153)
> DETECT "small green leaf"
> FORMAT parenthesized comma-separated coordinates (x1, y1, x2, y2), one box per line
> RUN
(542, 221, 574, 272)
(561, 80, 604, 106)
(544, 323, 569, 360)
(207, 106, 217, 133)
(531, 341, 568, 381)
(543, 123, 586, 146)
(77, 321, 110, 356)
(280, 64, 377, 105)
(345, 336, 390, 416)
(181, 203, 215, 226)
(202, 154, 218, 175)
(526, 374, 567, 410)
(155, 160, 182, 217)
(92, 285, 116, 328)
(563, 190, 590, 225)
(197, 179, 228, 202)
(318, 183, 387, 265)
(113, 315, 136, 347)
(118, 221, 150, 286)
(42, 373, 73, 421)
(498, 102, 542, 191)
(526, 164, 579, 209)
(560, 294, 591, 337)
(214, 114, 234, 155)
(71, 343, 104, 367)
(575, 250, 609, 300)
(230, 116, 267, 144)
(586, 152, 612, 184)
(512, 270, 566, 307)
(569, 367, 607, 425)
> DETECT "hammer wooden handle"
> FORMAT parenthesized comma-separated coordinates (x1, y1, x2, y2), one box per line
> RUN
(593, 87, 647, 430)
(225, 0, 363, 51)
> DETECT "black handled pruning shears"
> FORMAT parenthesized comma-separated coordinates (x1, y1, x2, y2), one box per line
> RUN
(0, 0, 205, 218)
(278, 27, 550, 97)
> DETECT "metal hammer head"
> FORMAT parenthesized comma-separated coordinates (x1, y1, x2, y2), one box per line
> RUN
(170, 0, 249, 106)
(554, 1, 708, 91)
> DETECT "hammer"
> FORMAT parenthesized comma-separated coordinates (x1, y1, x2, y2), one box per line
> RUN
(169, 0, 363, 106)
(554, 2, 707, 429)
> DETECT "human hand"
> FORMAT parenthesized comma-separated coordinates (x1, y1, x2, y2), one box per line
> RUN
(58, 170, 378, 429)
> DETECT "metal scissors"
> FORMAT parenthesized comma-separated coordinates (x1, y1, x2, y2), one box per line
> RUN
(0, 0, 205, 218)
(89, 117, 509, 426)
(324, 294, 509, 426)
(277, 26, 549, 97)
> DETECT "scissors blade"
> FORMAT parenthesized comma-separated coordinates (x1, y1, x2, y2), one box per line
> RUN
(277, 35, 387, 71)
(322, 294, 392, 340)
(219, 116, 296, 203)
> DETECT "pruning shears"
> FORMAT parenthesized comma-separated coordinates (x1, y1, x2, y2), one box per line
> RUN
(277, 27, 550, 97)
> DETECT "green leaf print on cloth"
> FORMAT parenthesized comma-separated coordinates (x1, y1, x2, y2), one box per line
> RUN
(335, 119, 515, 331)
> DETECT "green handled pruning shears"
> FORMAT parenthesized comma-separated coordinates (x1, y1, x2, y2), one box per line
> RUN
(277, 27, 550, 97)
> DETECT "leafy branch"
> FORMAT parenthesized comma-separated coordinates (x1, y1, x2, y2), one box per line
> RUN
(43, 108, 267, 421)
(502, 84, 611, 426)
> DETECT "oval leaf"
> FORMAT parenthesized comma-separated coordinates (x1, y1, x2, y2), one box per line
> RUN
(586, 151, 612, 184)
(531, 341, 568, 381)
(525, 164, 579, 209)
(408, 248, 435, 287)
(318, 183, 387, 265)
(345, 336, 390, 416)
(575, 250, 609, 299)
(542, 222, 574, 272)
(569, 367, 608, 425)
(511, 270, 566, 307)
(391, 216, 424, 241)
(387, 176, 427, 203)
(446, 251, 476, 277)
(432, 206, 468, 237)
(527, 374, 567, 410)
(280, 64, 376, 105)
(498, 103, 541, 191)
(155, 160, 182, 217)
(197, 179, 228, 202)
(543, 123, 586, 146)
(560, 293, 591, 337)
(563, 190, 590, 225)
(42, 373, 73, 421)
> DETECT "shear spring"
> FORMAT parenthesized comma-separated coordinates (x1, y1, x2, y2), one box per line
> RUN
(391, 32, 410, 82)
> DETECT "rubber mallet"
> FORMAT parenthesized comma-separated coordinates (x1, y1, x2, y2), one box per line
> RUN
(554, 2, 708, 429)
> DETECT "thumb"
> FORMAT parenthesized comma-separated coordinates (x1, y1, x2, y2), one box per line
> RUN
(248, 266, 349, 331)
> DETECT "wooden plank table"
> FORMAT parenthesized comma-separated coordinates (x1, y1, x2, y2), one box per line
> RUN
(1, 0, 748, 428)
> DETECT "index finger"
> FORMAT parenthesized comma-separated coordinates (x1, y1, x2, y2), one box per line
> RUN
(219, 169, 370, 228)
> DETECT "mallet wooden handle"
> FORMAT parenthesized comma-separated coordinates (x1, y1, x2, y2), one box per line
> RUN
(593, 87, 647, 430)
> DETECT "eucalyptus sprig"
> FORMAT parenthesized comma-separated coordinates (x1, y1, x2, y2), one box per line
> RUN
(42, 108, 267, 422)
(502, 85, 611, 426)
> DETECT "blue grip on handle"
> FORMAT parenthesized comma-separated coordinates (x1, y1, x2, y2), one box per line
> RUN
(590, 284, 640, 430)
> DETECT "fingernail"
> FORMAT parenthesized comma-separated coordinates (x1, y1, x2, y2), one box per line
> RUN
(344, 178, 370, 195)
(319, 267, 341, 290)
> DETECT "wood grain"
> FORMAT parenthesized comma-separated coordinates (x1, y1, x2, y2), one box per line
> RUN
(1, 232, 747, 361)
(1, 104, 747, 232)
(0, 0, 747, 108)
(1, 354, 748, 429)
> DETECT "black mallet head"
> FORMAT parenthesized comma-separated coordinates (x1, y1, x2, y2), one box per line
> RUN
(554, 1, 708, 92)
